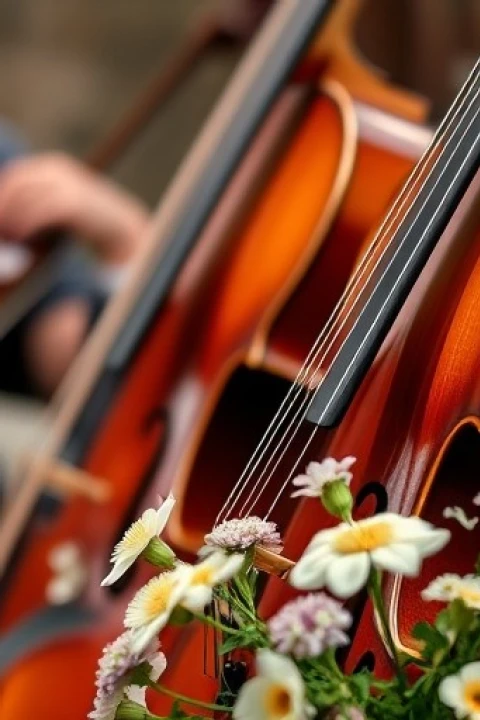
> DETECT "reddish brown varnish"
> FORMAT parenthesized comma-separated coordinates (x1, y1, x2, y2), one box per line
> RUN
(4, 2, 474, 718)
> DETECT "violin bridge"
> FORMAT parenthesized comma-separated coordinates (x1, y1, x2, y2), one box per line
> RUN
(253, 546, 295, 579)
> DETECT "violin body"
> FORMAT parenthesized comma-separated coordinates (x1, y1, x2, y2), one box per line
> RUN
(0, 77, 432, 717)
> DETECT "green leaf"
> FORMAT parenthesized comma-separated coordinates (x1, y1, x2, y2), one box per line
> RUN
(412, 621, 449, 662)
(475, 553, 480, 577)
(436, 598, 475, 636)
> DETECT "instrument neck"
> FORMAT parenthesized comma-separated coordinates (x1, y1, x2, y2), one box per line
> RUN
(307, 59, 480, 427)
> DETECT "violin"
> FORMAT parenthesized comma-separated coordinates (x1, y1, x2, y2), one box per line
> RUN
(0, 0, 440, 716)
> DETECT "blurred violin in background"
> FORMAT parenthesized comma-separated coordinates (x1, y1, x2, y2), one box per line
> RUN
(0, 0, 478, 717)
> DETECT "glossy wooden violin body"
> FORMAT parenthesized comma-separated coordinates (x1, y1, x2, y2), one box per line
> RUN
(1, 0, 464, 717)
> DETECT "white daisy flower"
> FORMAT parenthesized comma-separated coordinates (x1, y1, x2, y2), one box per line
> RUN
(290, 513, 450, 599)
(233, 649, 315, 720)
(102, 494, 176, 586)
(89, 631, 165, 720)
(176, 550, 244, 612)
(422, 573, 480, 610)
(439, 662, 480, 719)
(124, 571, 186, 653)
(291, 457, 356, 499)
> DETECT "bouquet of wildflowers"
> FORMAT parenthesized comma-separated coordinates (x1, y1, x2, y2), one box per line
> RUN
(90, 458, 480, 720)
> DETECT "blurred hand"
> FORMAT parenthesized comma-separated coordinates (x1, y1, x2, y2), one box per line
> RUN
(0, 152, 150, 264)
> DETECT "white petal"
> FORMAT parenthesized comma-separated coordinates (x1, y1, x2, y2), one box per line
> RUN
(414, 528, 451, 557)
(307, 526, 348, 550)
(101, 555, 136, 587)
(155, 494, 176, 534)
(289, 548, 333, 590)
(256, 649, 301, 686)
(325, 552, 371, 598)
(339, 456, 356, 471)
(125, 685, 146, 705)
(233, 678, 273, 720)
(292, 474, 310, 487)
(291, 488, 319, 498)
(149, 652, 168, 681)
(438, 676, 464, 709)
(130, 615, 168, 655)
(320, 458, 338, 475)
(216, 553, 244, 582)
(182, 585, 213, 612)
(460, 662, 480, 683)
(141, 508, 161, 537)
(370, 543, 421, 576)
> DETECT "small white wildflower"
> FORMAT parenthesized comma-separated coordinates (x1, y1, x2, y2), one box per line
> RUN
(439, 662, 480, 719)
(290, 513, 450, 598)
(89, 631, 165, 720)
(291, 457, 355, 499)
(422, 573, 480, 609)
(233, 649, 315, 720)
(124, 571, 186, 653)
(473, 493, 480, 507)
(203, 516, 283, 554)
(268, 592, 351, 658)
(102, 494, 175, 586)
(443, 506, 479, 531)
(176, 550, 244, 612)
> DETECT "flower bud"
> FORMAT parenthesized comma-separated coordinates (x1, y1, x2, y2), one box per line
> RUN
(141, 537, 176, 569)
(321, 480, 353, 522)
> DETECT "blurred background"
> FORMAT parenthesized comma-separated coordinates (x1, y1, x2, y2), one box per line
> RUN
(0, 0, 478, 203)
(0, 0, 478, 475)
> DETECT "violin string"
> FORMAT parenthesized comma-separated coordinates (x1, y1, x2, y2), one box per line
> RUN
(235, 68, 480, 523)
(252, 81, 480, 520)
(248, 76, 480, 520)
(214, 117, 448, 526)
(260, 84, 480, 520)
(215, 60, 479, 526)
(216, 62, 479, 525)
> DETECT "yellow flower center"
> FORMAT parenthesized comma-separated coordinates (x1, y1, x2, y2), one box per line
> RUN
(464, 680, 480, 712)
(144, 576, 175, 620)
(459, 587, 480, 605)
(191, 565, 215, 586)
(334, 522, 394, 554)
(263, 684, 292, 718)
(121, 519, 151, 552)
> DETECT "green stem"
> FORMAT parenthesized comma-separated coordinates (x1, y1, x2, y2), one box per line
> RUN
(229, 582, 257, 622)
(191, 611, 244, 636)
(149, 681, 232, 713)
(368, 569, 407, 691)
(116, 700, 165, 719)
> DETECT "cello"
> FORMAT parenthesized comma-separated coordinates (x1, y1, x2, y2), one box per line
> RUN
(0, 0, 435, 716)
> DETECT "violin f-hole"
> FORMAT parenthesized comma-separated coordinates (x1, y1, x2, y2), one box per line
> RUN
(354, 481, 389, 518)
